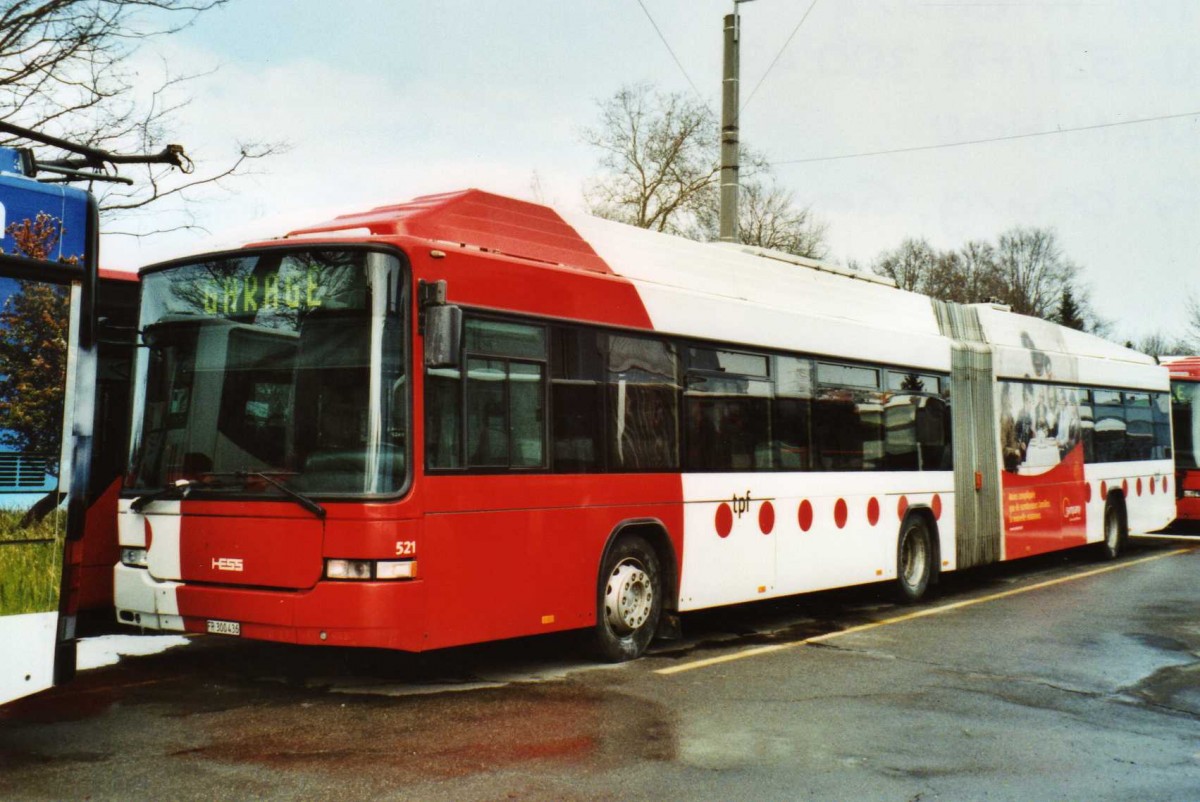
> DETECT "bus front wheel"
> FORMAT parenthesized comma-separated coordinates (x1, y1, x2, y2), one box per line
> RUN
(592, 535, 663, 662)
(896, 515, 933, 603)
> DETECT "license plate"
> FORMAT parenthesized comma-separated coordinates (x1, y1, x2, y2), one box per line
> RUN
(206, 619, 241, 636)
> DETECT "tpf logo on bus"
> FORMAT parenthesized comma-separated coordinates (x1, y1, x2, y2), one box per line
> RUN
(731, 490, 753, 518)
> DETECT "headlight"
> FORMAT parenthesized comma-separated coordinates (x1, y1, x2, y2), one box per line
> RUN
(120, 547, 148, 568)
(324, 559, 417, 581)
(325, 559, 372, 580)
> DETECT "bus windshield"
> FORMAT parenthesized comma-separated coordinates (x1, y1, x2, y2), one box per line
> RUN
(1172, 379, 1200, 471)
(127, 249, 407, 497)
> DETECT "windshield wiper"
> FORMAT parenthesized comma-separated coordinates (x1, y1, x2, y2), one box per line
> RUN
(130, 479, 194, 513)
(232, 470, 326, 520)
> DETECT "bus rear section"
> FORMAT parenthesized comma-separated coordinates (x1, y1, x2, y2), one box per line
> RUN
(0, 148, 95, 705)
(1164, 356, 1200, 529)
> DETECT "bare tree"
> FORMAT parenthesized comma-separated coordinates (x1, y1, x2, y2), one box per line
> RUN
(872, 239, 1002, 302)
(582, 83, 718, 234)
(582, 83, 827, 257)
(991, 227, 1079, 319)
(706, 176, 828, 259)
(1130, 331, 1193, 358)
(1185, 292, 1200, 351)
(872, 238, 938, 293)
(0, 0, 280, 235)
(955, 240, 1004, 304)
(869, 227, 1108, 332)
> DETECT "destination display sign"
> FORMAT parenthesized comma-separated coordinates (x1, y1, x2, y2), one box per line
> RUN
(144, 250, 375, 325)
(200, 268, 326, 316)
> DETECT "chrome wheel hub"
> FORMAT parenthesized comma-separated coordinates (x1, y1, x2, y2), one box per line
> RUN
(604, 560, 653, 636)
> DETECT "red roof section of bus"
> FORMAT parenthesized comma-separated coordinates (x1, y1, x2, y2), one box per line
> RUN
(99, 268, 138, 282)
(284, 189, 613, 274)
(1166, 356, 1200, 379)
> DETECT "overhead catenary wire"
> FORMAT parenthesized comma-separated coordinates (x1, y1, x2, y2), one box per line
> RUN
(769, 110, 1200, 166)
(741, 0, 821, 113)
(633, 0, 708, 105)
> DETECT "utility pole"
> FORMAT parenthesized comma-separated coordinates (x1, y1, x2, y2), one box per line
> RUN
(720, 0, 754, 242)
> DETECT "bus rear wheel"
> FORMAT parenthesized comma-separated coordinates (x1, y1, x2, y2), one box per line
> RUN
(1100, 501, 1126, 560)
(592, 535, 662, 662)
(896, 516, 933, 603)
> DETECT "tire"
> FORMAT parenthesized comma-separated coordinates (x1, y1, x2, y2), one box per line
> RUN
(1099, 501, 1125, 561)
(896, 515, 933, 603)
(591, 535, 663, 662)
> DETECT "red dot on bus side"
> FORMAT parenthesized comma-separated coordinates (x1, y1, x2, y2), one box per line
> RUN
(1122, 479, 1129, 498)
(1163, 477, 1169, 494)
(143, 518, 154, 549)
(834, 498, 848, 529)
(759, 501, 775, 535)
(715, 503, 733, 538)
(1100, 481, 1108, 498)
(798, 500, 814, 532)
(897, 495, 909, 520)
(1084, 482, 1092, 503)
(1136, 478, 1143, 496)
(932, 494, 943, 520)
(1149, 477, 1155, 495)
(867, 497, 880, 526)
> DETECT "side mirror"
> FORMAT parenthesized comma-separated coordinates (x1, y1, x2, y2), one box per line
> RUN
(424, 304, 462, 368)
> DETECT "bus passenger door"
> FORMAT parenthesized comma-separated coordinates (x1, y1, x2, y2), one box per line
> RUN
(0, 274, 78, 706)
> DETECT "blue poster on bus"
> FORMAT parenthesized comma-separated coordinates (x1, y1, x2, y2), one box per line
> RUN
(0, 153, 88, 265)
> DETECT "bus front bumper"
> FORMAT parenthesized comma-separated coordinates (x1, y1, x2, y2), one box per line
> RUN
(114, 564, 428, 650)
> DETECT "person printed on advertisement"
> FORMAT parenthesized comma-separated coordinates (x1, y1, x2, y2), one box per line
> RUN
(1000, 383, 1023, 473)
(1015, 383, 1035, 451)
(1055, 387, 1080, 458)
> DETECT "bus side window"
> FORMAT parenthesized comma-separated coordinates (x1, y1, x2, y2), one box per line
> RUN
(426, 367, 462, 469)
(426, 316, 547, 471)
(772, 356, 813, 471)
(1092, 389, 1126, 463)
(1077, 388, 1094, 462)
(683, 346, 771, 472)
(1151, 392, 1171, 460)
(606, 334, 679, 471)
(813, 363, 883, 472)
(1123, 392, 1153, 461)
(550, 327, 604, 473)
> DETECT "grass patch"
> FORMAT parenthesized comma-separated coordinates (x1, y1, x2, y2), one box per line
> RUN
(0, 507, 65, 616)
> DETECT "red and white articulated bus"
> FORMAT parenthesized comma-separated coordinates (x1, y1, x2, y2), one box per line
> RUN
(113, 190, 1176, 661)
(1163, 356, 1200, 529)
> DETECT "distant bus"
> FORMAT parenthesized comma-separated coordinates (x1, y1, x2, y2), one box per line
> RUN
(115, 190, 1176, 661)
(1163, 356, 1200, 529)
(0, 146, 98, 704)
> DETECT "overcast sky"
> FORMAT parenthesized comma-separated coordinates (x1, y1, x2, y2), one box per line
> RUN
(105, 1, 1200, 344)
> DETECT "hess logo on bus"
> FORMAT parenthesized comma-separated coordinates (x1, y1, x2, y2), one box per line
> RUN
(212, 557, 244, 572)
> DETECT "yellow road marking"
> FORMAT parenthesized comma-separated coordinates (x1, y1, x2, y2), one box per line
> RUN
(1133, 533, 1200, 543)
(655, 547, 1196, 676)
